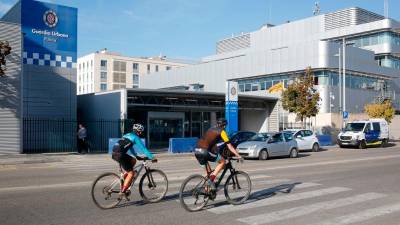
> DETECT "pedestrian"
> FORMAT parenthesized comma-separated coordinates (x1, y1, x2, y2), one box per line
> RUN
(77, 123, 88, 154)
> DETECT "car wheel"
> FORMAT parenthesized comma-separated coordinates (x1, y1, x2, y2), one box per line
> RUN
(381, 139, 388, 148)
(258, 149, 268, 160)
(312, 143, 320, 152)
(289, 148, 298, 158)
(359, 140, 366, 149)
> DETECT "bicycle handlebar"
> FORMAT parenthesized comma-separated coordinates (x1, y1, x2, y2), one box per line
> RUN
(135, 156, 157, 163)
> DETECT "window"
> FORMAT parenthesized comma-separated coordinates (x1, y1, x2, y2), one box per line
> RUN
(364, 123, 371, 132)
(100, 60, 107, 70)
(113, 72, 126, 83)
(284, 132, 293, 141)
(270, 133, 284, 143)
(147, 64, 151, 74)
(133, 74, 139, 85)
(372, 122, 381, 131)
(304, 130, 313, 137)
(155, 65, 159, 72)
(100, 72, 107, 79)
(113, 61, 127, 72)
(166, 66, 171, 70)
(239, 84, 245, 92)
(100, 84, 107, 91)
(133, 63, 139, 72)
(91, 60, 93, 67)
(245, 83, 251, 92)
(251, 83, 259, 91)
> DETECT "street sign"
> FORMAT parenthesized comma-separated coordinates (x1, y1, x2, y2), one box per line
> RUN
(343, 111, 349, 119)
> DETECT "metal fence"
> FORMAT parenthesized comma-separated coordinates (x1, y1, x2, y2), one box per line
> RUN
(279, 122, 313, 131)
(23, 118, 133, 153)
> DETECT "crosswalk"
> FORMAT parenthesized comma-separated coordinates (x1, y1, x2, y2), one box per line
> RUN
(46, 157, 400, 225)
(202, 179, 400, 225)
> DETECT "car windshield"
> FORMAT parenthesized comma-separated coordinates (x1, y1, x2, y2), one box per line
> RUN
(344, 123, 365, 132)
(249, 133, 269, 142)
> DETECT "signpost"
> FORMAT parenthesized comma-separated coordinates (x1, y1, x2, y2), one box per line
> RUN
(225, 81, 238, 135)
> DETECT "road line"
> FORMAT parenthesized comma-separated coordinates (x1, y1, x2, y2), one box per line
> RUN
(177, 182, 321, 204)
(237, 192, 386, 225)
(244, 154, 400, 173)
(311, 202, 400, 225)
(208, 187, 351, 214)
(0, 181, 91, 193)
(167, 178, 291, 189)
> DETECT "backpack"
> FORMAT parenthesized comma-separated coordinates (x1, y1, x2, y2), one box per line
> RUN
(111, 138, 133, 161)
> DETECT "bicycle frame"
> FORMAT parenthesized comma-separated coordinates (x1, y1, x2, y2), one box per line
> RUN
(120, 160, 155, 189)
(211, 159, 235, 189)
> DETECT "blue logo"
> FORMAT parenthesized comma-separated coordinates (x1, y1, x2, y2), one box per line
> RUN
(43, 10, 58, 28)
(343, 111, 349, 119)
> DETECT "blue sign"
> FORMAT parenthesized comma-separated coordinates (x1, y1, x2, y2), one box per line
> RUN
(343, 111, 349, 119)
(225, 101, 238, 135)
(21, 0, 77, 68)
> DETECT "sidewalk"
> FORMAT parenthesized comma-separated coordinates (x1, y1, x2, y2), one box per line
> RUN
(0, 150, 193, 166)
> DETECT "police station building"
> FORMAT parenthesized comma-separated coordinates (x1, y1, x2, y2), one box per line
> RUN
(0, 0, 77, 153)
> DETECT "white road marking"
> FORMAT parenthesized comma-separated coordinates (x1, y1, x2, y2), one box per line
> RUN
(312, 202, 400, 225)
(208, 187, 351, 214)
(177, 182, 321, 204)
(245, 155, 400, 173)
(237, 192, 386, 225)
(0, 181, 91, 193)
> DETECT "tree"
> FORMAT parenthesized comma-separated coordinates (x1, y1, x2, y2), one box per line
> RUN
(364, 100, 395, 123)
(0, 41, 12, 77)
(281, 67, 320, 127)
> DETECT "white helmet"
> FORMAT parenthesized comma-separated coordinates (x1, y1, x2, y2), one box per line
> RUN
(132, 123, 144, 133)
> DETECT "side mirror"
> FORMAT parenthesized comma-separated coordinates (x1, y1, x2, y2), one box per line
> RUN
(267, 139, 274, 144)
(296, 135, 302, 139)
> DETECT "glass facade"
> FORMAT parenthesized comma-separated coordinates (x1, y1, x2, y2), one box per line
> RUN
(376, 55, 400, 69)
(346, 31, 400, 48)
(238, 70, 388, 93)
(238, 74, 293, 92)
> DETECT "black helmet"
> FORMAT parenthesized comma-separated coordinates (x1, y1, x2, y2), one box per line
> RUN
(217, 118, 227, 127)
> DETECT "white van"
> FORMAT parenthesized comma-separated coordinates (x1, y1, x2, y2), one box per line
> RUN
(337, 118, 389, 149)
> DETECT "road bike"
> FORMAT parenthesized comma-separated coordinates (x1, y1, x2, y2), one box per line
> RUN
(179, 157, 251, 212)
(91, 157, 168, 209)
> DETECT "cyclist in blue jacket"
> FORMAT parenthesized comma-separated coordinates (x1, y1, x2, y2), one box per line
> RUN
(111, 123, 155, 194)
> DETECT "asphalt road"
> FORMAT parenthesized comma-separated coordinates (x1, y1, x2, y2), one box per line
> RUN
(1, 145, 400, 225)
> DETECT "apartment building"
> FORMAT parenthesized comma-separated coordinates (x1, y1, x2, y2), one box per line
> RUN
(77, 49, 189, 94)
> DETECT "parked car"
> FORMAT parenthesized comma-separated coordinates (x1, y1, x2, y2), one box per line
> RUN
(337, 118, 389, 149)
(284, 129, 320, 152)
(237, 132, 299, 160)
(218, 131, 256, 150)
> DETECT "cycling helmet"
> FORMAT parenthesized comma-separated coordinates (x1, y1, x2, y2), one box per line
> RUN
(132, 123, 144, 133)
(217, 118, 228, 127)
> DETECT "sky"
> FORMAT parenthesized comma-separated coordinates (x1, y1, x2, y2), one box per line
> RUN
(0, 0, 399, 61)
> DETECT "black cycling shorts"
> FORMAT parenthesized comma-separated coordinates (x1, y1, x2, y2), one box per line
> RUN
(194, 148, 221, 166)
(119, 154, 135, 172)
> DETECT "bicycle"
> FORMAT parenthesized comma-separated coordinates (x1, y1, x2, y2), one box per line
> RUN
(179, 156, 251, 212)
(91, 156, 168, 209)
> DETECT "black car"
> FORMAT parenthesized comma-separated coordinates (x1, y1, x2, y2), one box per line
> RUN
(218, 131, 256, 155)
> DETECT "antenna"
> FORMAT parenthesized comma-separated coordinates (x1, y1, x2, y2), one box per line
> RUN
(313, 2, 321, 16)
(384, 0, 389, 18)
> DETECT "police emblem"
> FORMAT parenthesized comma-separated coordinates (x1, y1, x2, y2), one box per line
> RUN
(43, 10, 58, 28)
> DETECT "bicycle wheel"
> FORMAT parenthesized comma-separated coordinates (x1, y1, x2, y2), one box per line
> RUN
(179, 174, 209, 212)
(224, 171, 252, 205)
(139, 169, 168, 203)
(91, 172, 122, 209)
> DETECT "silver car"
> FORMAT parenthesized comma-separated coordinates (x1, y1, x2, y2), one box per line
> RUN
(237, 132, 299, 160)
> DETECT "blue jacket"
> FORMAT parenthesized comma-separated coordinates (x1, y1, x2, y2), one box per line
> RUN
(122, 133, 154, 159)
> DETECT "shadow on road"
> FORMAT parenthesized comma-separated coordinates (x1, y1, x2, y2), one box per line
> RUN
(205, 182, 303, 209)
